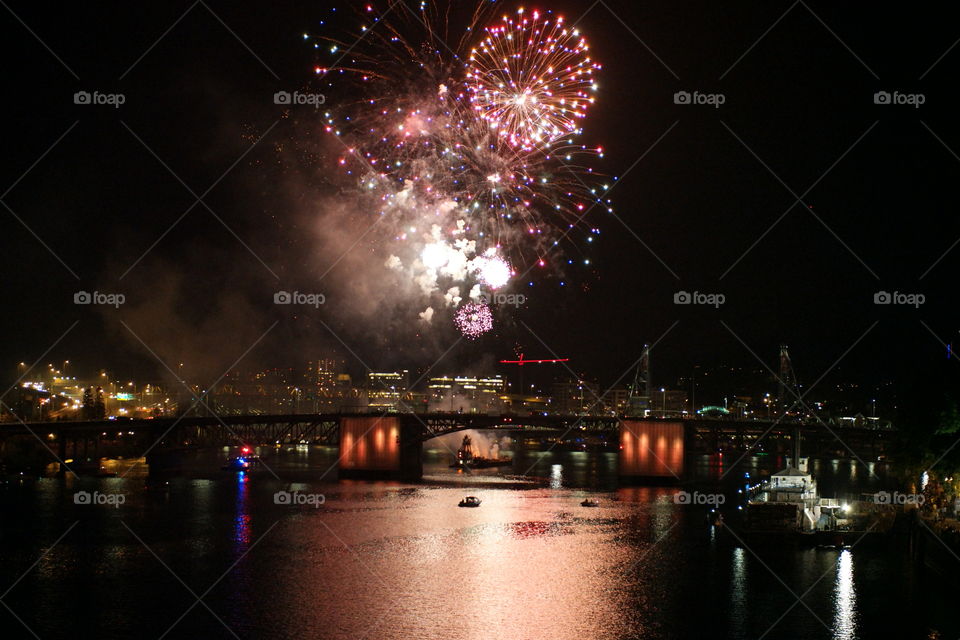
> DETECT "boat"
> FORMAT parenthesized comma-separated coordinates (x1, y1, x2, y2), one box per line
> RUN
(581, 498, 600, 507)
(459, 496, 482, 507)
(742, 465, 821, 534)
(450, 434, 512, 469)
(741, 463, 887, 542)
(222, 455, 260, 472)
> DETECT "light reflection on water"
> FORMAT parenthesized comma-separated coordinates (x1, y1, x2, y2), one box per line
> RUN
(550, 463, 563, 489)
(0, 446, 956, 639)
(730, 547, 748, 639)
(234, 471, 251, 547)
(833, 550, 857, 640)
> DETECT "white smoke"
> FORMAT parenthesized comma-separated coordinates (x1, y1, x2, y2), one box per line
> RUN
(427, 429, 512, 459)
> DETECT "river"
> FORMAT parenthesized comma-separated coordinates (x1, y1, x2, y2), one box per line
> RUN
(0, 440, 955, 639)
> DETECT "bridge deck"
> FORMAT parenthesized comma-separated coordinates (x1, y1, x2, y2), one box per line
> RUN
(0, 413, 892, 439)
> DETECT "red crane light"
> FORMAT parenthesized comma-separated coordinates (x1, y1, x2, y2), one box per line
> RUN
(499, 353, 569, 366)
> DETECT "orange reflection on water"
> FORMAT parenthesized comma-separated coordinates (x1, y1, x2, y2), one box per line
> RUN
(283, 489, 639, 640)
(339, 416, 401, 471)
(620, 421, 684, 477)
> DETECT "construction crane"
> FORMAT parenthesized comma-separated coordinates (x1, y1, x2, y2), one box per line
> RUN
(499, 352, 570, 394)
(626, 344, 651, 416)
(777, 344, 799, 409)
(499, 355, 570, 365)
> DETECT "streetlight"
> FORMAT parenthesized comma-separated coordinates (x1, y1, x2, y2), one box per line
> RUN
(661, 387, 666, 418)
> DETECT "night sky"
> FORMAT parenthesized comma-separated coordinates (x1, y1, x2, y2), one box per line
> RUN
(2, 1, 958, 411)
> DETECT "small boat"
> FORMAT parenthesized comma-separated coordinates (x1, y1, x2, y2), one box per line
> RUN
(222, 455, 260, 472)
(458, 496, 482, 507)
(581, 498, 600, 507)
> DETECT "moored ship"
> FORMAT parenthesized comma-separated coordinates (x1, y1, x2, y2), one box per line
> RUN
(741, 462, 893, 544)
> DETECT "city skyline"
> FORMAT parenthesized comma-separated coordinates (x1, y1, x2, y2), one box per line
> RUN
(2, 2, 958, 397)
(5, 346, 894, 423)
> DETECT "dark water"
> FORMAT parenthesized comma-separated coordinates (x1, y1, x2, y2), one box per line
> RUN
(1, 442, 956, 640)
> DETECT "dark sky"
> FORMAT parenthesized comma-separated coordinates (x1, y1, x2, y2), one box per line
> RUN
(1, 1, 957, 410)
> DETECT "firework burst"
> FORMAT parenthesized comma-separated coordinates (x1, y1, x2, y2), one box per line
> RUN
(455, 301, 494, 339)
(310, 2, 609, 334)
(466, 9, 599, 152)
(475, 250, 512, 289)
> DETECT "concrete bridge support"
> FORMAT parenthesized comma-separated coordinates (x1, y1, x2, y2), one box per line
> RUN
(338, 416, 423, 481)
(619, 420, 685, 483)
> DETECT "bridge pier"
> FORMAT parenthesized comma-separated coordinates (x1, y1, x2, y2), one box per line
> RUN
(338, 416, 422, 481)
(619, 420, 685, 483)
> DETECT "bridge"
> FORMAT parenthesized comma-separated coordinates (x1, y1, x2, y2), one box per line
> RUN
(0, 413, 894, 481)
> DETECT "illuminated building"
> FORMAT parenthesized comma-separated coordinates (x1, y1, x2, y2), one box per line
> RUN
(366, 371, 409, 411)
(551, 379, 601, 415)
(601, 388, 630, 415)
(500, 392, 550, 415)
(427, 375, 504, 413)
(653, 389, 689, 417)
(305, 358, 342, 390)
